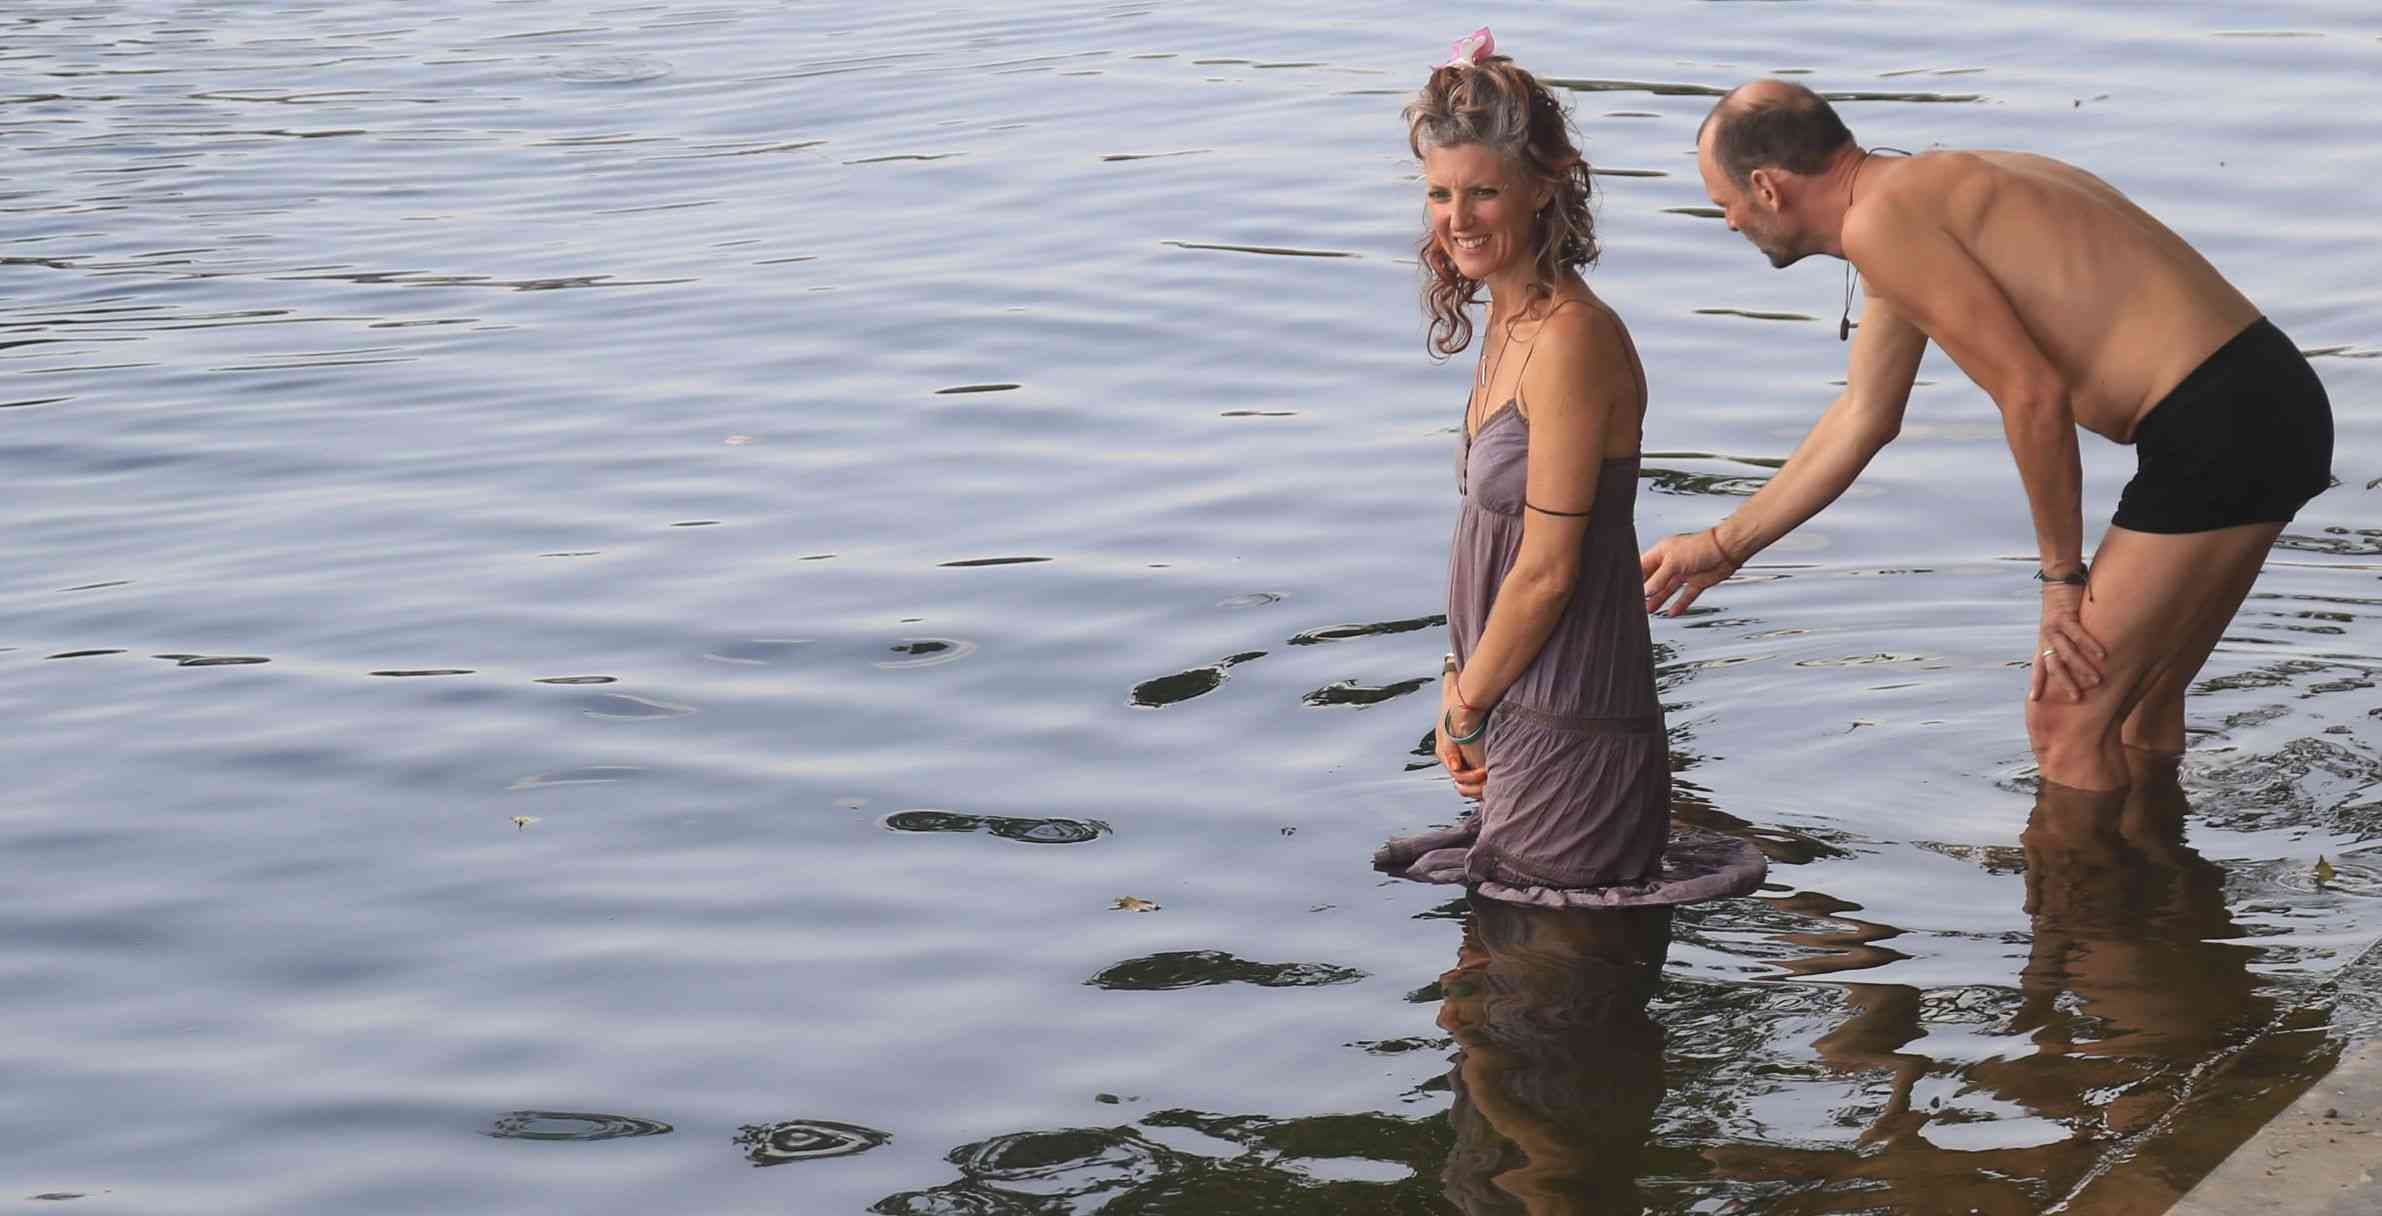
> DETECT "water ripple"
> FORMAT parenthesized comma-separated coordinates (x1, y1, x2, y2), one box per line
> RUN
(735, 1118, 892, 1165)
(1087, 950, 1365, 990)
(883, 810, 1109, 845)
(580, 693, 695, 720)
(1300, 677, 1431, 708)
(877, 638, 978, 670)
(1162, 240, 1357, 258)
(483, 1111, 673, 1142)
(1288, 615, 1442, 646)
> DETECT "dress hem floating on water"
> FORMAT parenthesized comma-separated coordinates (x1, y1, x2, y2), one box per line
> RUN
(1373, 822, 1767, 908)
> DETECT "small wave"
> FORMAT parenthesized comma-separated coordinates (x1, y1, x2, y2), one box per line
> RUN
(1289, 615, 1443, 646)
(1300, 677, 1431, 708)
(951, 1126, 1174, 1192)
(883, 810, 1109, 845)
(1695, 307, 1819, 322)
(581, 693, 695, 720)
(483, 1111, 673, 1141)
(1218, 592, 1283, 609)
(869, 1186, 1016, 1213)
(509, 766, 644, 790)
(1162, 241, 1356, 259)
(877, 638, 978, 670)
(701, 639, 810, 665)
(1087, 950, 1365, 990)
(735, 1118, 892, 1165)
(553, 55, 674, 84)
(1131, 666, 1224, 707)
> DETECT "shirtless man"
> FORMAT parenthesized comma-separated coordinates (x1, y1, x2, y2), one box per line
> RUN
(1639, 81, 2333, 792)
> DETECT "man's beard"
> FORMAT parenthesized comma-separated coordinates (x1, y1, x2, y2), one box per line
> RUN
(1748, 227, 1807, 268)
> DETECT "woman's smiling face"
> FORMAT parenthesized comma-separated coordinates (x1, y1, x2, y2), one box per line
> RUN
(1422, 143, 1544, 284)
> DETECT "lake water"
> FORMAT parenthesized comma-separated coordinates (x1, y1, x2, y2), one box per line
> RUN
(5, 1, 2378, 1212)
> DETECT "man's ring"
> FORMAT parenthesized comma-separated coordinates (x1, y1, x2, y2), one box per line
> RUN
(2041, 648, 2057, 657)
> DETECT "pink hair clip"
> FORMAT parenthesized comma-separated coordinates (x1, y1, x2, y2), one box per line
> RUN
(1441, 27, 1494, 69)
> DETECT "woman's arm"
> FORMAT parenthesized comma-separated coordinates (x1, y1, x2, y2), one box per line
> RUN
(1448, 304, 1626, 735)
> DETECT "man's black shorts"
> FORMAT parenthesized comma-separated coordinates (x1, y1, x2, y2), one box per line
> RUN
(2113, 317, 2334, 534)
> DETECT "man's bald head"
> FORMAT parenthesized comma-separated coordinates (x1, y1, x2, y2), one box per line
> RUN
(1698, 79, 1854, 187)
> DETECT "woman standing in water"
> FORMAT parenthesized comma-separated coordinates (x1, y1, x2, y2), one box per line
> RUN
(1377, 31, 1761, 908)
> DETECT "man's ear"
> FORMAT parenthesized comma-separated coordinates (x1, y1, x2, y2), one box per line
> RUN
(1747, 166, 1782, 211)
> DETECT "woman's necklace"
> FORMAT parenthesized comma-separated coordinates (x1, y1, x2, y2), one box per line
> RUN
(1469, 304, 1523, 437)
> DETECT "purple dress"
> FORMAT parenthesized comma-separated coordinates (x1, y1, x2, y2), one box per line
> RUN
(1375, 398, 1765, 908)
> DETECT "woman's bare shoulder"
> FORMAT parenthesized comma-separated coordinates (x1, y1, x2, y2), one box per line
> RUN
(1525, 294, 1633, 376)
(1515, 292, 1640, 425)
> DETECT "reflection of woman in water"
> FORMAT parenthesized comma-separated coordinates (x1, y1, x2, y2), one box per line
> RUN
(1374, 29, 1762, 909)
(1438, 900, 1670, 1215)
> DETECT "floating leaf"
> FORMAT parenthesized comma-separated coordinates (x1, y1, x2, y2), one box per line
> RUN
(1111, 896, 1161, 912)
(2315, 855, 2337, 886)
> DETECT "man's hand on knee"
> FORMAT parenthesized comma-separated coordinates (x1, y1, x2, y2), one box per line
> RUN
(2030, 583, 2108, 703)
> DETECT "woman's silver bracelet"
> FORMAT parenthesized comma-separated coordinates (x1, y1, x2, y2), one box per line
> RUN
(1443, 706, 1491, 745)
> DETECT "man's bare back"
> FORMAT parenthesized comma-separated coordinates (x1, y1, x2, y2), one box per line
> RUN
(1855, 150, 2261, 441)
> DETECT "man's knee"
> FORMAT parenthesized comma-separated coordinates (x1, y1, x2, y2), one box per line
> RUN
(2026, 695, 2121, 753)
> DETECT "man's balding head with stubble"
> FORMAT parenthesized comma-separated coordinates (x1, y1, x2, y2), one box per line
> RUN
(1697, 79, 1854, 188)
(1695, 80, 1861, 268)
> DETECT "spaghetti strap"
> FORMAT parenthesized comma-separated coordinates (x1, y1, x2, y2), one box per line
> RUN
(1509, 297, 1585, 422)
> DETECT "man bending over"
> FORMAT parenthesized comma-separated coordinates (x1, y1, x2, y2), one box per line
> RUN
(1640, 80, 2333, 791)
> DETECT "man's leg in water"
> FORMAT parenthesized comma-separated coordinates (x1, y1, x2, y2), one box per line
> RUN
(2117, 538, 2273, 755)
(2024, 521, 2285, 791)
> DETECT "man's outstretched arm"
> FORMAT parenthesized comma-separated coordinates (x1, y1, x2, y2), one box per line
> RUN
(1641, 291, 1927, 616)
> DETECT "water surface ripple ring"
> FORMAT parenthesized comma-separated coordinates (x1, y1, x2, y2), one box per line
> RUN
(735, 1118, 892, 1165)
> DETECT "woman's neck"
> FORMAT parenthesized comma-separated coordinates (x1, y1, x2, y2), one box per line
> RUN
(1484, 268, 1584, 328)
(1481, 269, 1539, 318)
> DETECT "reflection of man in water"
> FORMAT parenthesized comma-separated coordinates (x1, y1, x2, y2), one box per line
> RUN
(1640, 80, 2334, 792)
(1436, 902, 1669, 1215)
(1707, 761, 2317, 1209)
(2016, 766, 2256, 1070)
(1976, 763, 2322, 1206)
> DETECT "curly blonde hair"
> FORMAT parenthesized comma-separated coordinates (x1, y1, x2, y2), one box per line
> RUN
(1405, 58, 1598, 358)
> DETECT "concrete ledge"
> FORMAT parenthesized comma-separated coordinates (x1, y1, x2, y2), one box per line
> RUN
(2165, 930, 2382, 1216)
(2167, 1035, 2382, 1214)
